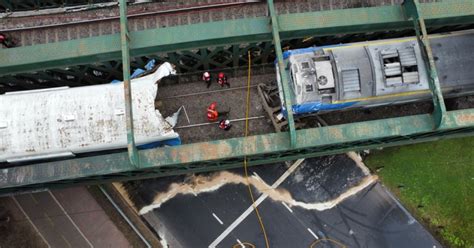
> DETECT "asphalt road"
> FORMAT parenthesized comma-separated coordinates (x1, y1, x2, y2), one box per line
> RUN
(12, 187, 130, 248)
(133, 154, 441, 248)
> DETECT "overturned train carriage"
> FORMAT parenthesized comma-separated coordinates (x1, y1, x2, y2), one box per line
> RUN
(276, 30, 474, 116)
(0, 62, 180, 163)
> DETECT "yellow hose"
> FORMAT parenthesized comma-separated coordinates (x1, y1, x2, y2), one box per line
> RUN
(244, 51, 270, 248)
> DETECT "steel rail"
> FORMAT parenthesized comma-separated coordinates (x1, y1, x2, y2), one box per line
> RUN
(174, 116, 265, 129)
(0, 1, 259, 33)
(159, 84, 259, 100)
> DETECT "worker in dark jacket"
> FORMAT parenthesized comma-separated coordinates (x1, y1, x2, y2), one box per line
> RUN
(203, 71, 212, 88)
(207, 102, 229, 122)
(219, 119, 232, 131)
(217, 72, 230, 88)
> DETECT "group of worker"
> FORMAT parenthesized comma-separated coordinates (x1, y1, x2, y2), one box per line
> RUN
(203, 71, 232, 131)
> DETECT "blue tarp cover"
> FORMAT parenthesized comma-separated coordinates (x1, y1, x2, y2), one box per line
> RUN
(282, 101, 359, 116)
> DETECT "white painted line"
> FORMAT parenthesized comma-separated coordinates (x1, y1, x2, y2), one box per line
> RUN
(212, 213, 224, 225)
(307, 228, 319, 240)
(236, 239, 245, 248)
(12, 196, 51, 248)
(48, 191, 93, 247)
(281, 202, 293, 213)
(208, 159, 305, 248)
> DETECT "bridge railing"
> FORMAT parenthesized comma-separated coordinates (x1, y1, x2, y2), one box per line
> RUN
(1, 0, 474, 193)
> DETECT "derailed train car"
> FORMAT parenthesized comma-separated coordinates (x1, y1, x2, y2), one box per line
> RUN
(274, 30, 474, 116)
(0, 62, 180, 163)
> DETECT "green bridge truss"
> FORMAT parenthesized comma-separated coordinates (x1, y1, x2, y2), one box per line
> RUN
(1, 0, 474, 194)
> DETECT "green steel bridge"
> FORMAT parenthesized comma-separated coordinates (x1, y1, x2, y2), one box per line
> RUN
(1, 0, 474, 194)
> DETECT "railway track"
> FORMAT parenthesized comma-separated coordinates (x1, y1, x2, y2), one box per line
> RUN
(1, 0, 467, 94)
(0, 0, 441, 48)
(156, 72, 275, 144)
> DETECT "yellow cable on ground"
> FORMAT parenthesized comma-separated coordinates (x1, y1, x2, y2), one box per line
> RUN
(310, 238, 347, 248)
(244, 51, 270, 248)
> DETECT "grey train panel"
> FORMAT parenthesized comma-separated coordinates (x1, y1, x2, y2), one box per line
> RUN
(331, 46, 374, 100)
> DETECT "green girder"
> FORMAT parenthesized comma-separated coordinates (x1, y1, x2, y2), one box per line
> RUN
(2, 1, 474, 76)
(267, 0, 297, 147)
(118, 0, 140, 167)
(403, 0, 448, 129)
(1, 1, 474, 192)
(1, 109, 474, 193)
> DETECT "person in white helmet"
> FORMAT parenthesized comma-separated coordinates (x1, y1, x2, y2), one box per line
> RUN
(219, 119, 232, 131)
(202, 71, 211, 88)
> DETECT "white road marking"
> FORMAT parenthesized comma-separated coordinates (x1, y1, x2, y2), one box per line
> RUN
(48, 191, 93, 247)
(236, 239, 245, 248)
(208, 159, 305, 248)
(281, 202, 293, 213)
(307, 228, 319, 240)
(12, 196, 51, 248)
(212, 213, 224, 225)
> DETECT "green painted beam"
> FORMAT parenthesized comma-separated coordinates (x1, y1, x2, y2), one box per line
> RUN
(119, 0, 140, 167)
(2, 108, 474, 190)
(1, 1, 474, 75)
(0, 0, 13, 10)
(403, 0, 447, 129)
(267, 0, 296, 147)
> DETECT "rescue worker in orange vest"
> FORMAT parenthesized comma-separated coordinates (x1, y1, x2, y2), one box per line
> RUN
(219, 119, 232, 131)
(202, 71, 212, 88)
(207, 102, 229, 122)
(217, 72, 230, 88)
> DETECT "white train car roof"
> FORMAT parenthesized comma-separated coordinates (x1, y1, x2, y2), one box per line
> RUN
(0, 62, 178, 163)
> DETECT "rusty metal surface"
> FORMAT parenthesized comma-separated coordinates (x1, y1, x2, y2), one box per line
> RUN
(0, 0, 441, 48)
(1, 108, 474, 192)
(3, 1, 473, 77)
(0, 66, 177, 163)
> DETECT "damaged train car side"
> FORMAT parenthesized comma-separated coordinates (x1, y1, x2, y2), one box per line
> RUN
(0, 62, 180, 163)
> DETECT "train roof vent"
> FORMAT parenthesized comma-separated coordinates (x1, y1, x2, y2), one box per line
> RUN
(399, 47, 417, 67)
(381, 49, 403, 87)
(314, 61, 335, 90)
(399, 47, 419, 84)
(342, 69, 361, 92)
